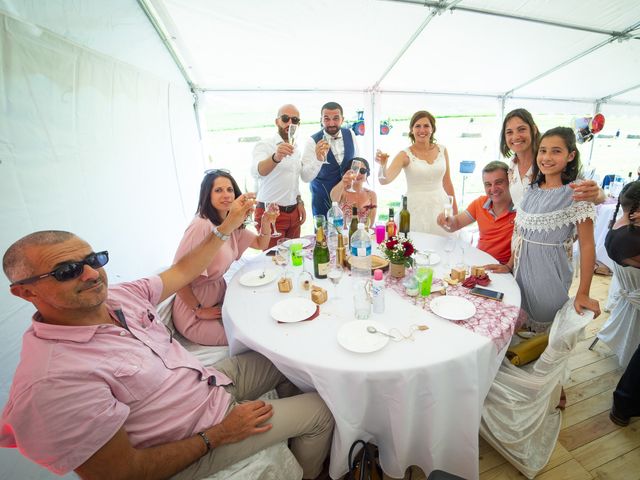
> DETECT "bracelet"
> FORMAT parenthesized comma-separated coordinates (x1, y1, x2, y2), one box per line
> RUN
(191, 303, 202, 313)
(271, 153, 281, 164)
(197, 431, 212, 453)
(212, 226, 230, 241)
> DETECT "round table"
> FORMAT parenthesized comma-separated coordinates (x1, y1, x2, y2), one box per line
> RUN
(223, 233, 521, 479)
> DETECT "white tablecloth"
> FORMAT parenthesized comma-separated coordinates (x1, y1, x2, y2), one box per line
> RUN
(223, 233, 521, 479)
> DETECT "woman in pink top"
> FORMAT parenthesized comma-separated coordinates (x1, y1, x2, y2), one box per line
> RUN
(172, 170, 273, 345)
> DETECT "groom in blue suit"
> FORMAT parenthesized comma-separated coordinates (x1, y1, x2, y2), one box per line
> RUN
(302, 102, 359, 217)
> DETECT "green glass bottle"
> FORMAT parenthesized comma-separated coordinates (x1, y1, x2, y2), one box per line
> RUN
(399, 195, 410, 237)
(313, 225, 329, 279)
(348, 206, 359, 248)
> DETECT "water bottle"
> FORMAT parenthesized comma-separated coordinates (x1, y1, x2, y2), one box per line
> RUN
(351, 223, 372, 319)
(326, 201, 344, 251)
(371, 269, 385, 314)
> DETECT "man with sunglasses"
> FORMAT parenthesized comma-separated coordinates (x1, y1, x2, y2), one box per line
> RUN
(252, 104, 320, 248)
(301, 101, 359, 217)
(1, 195, 334, 480)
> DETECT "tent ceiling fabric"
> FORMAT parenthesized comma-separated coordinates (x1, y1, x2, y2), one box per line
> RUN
(147, 0, 640, 105)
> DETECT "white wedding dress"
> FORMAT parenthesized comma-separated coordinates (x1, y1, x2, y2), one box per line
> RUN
(404, 145, 452, 235)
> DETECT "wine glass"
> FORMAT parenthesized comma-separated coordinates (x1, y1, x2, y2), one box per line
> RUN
(346, 159, 363, 193)
(444, 236, 456, 269)
(321, 133, 332, 165)
(288, 124, 298, 146)
(376, 149, 388, 180)
(327, 263, 343, 300)
(266, 202, 282, 238)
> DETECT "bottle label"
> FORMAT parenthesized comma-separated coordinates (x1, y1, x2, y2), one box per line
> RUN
(317, 262, 329, 275)
(351, 245, 372, 257)
(334, 218, 344, 229)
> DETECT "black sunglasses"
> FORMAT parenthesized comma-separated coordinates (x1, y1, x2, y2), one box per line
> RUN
(357, 168, 368, 175)
(11, 251, 109, 286)
(279, 114, 300, 125)
(204, 168, 230, 175)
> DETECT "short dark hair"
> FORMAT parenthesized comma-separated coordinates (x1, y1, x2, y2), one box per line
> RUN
(482, 161, 509, 176)
(500, 108, 540, 159)
(321, 102, 343, 116)
(408, 110, 437, 144)
(3, 230, 77, 281)
(196, 171, 243, 227)
(340, 157, 370, 177)
(532, 127, 581, 186)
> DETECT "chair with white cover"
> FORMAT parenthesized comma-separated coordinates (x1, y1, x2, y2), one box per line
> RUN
(594, 263, 640, 368)
(480, 299, 594, 479)
(156, 296, 303, 480)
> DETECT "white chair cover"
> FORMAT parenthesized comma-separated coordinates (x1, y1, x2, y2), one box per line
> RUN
(480, 298, 594, 479)
(156, 296, 303, 480)
(597, 263, 640, 368)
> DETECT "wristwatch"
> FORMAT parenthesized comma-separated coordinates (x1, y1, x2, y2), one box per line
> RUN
(211, 226, 230, 241)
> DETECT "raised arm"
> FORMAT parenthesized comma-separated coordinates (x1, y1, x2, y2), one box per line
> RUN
(436, 210, 474, 233)
(75, 400, 274, 480)
(569, 179, 605, 205)
(574, 218, 601, 317)
(442, 147, 458, 215)
(329, 170, 355, 202)
(158, 196, 254, 301)
(376, 151, 408, 185)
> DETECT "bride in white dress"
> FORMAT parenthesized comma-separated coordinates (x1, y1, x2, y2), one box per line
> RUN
(376, 110, 457, 234)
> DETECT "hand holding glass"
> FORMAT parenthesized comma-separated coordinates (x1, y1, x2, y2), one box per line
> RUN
(288, 124, 298, 146)
(442, 195, 454, 230)
(320, 133, 332, 165)
(346, 159, 363, 193)
(375, 149, 388, 180)
(266, 202, 282, 238)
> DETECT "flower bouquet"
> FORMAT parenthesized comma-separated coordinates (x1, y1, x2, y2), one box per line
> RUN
(382, 236, 415, 277)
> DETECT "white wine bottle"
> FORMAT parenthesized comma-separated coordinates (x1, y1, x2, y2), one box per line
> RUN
(313, 225, 329, 279)
(399, 195, 410, 237)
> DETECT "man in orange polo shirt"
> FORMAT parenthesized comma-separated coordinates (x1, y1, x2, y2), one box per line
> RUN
(437, 161, 515, 264)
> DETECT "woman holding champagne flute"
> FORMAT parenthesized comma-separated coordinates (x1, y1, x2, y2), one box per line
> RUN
(376, 110, 457, 234)
(330, 157, 377, 229)
(172, 169, 273, 346)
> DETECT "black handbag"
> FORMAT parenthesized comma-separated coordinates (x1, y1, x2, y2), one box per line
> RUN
(347, 440, 383, 480)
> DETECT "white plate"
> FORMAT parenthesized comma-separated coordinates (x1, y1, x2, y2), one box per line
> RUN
(283, 238, 311, 249)
(270, 298, 318, 323)
(337, 320, 390, 353)
(430, 296, 476, 321)
(239, 268, 279, 287)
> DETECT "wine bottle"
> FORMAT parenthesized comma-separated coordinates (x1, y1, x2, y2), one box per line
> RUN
(399, 195, 410, 237)
(349, 206, 359, 247)
(386, 208, 397, 239)
(313, 225, 329, 279)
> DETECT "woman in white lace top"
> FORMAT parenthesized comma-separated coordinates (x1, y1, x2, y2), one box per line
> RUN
(487, 127, 601, 331)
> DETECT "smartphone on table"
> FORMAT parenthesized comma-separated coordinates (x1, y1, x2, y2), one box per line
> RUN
(469, 287, 504, 302)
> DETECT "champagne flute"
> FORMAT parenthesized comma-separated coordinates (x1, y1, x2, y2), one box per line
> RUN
(288, 124, 298, 146)
(376, 149, 388, 180)
(346, 159, 363, 193)
(320, 133, 332, 165)
(242, 178, 258, 228)
(266, 202, 282, 238)
(442, 195, 454, 230)
(444, 236, 455, 269)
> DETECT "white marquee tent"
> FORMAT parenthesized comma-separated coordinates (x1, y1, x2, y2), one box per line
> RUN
(1, 1, 639, 478)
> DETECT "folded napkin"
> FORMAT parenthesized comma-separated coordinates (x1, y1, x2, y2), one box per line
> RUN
(506, 333, 549, 366)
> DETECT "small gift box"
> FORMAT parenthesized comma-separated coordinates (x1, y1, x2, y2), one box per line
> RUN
(310, 285, 328, 305)
(278, 277, 293, 293)
(451, 267, 467, 282)
(471, 266, 486, 277)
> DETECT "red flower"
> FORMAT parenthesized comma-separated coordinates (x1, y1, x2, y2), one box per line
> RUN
(385, 239, 398, 249)
(402, 241, 414, 257)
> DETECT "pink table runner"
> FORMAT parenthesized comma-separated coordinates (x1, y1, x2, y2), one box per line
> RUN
(385, 275, 526, 351)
